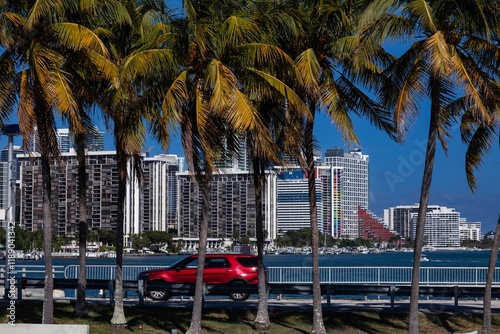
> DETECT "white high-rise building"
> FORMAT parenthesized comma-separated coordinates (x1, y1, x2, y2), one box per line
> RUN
(384, 204, 442, 239)
(324, 147, 368, 239)
(410, 206, 461, 247)
(57, 128, 72, 153)
(460, 221, 482, 242)
(275, 166, 343, 237)
(143, 154, 181, 232)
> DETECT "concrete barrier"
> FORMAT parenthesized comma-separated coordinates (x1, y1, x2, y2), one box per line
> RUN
(0, 323, 89, 334)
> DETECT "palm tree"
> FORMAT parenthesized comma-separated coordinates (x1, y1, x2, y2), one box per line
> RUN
(161, 1, 307, 332)
(460, 105, 500, 334)
(0, 0, 114, 323)
(86, 0, 175, 328)
(282, 1, 394, 332)
(90, 1, 175, 327)
(482, 215, 500, 333)
(358, 1, 500, 332)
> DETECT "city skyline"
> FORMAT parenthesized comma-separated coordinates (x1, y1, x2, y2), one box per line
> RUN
(1, 110, 498, 233)
(159, 111, 499, 233)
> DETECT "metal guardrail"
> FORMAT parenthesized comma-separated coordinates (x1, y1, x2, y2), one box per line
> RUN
(61, 265, 500, 286)
(64, 265, 166, 281)
(268, 267, 500, 285)
(1, 265, 65, 278)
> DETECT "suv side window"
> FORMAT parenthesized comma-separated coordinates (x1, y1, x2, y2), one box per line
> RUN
(184, 258, 198, 269)
(235, 257, 258, 267)
(205, 257, 230, 268)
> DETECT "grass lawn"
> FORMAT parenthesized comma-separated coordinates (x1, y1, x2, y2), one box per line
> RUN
(2, 300, 499, 333)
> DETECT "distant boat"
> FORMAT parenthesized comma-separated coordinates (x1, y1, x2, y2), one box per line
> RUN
(420, 255, 430, 262)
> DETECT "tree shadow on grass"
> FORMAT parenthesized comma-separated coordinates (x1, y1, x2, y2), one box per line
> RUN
(323, 311, 408, 334)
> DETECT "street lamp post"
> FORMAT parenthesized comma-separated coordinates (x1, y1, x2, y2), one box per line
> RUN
(1, 124, 20, 299)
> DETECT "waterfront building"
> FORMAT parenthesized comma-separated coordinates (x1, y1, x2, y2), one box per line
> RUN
(459, 221, 482, 242)
(409, 206, 461, 248)
(142, 154, 181, 233)
(17, 151, 141, 241)
(324, 147, 368, 239)
(357, 207, 398, 242)
(275, 166, 342, 237)
(0, 145, 23, 230)
(383, 204, 442, 239)
(176, 169, 277, 240)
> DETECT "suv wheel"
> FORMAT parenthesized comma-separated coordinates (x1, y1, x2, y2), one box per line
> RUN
(149, 290, 170, 301)
(148, 280, 171, 301)
(229, 281, 249, 301)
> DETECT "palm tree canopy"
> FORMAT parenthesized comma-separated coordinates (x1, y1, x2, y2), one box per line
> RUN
(359, 0, 500, 190)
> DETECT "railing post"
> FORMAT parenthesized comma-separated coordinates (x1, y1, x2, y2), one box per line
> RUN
(326, 284, 331, 309)
(138, 279, 144, 307)
(108, 280, 114, 306)
(390, 285, 395, 310)
(202, 283, 206, 309)
(16, 276, 22, 301)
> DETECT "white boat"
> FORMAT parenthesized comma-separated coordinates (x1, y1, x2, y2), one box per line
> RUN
(420, 255, 430, 262)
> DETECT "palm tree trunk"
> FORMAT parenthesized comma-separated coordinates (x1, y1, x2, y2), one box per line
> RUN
(252, 158, 270, 331)
(110, 149, 127, 328)
(482, 215, 500, 334)
(41, 153, 54, 324)
(75, 134, 88, 316)
(408, 85, 439, 334)
(188, 172, 211, 334)
(305, 109, 326, 334)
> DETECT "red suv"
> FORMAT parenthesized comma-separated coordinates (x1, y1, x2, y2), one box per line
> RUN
(137, 253, 264, 301)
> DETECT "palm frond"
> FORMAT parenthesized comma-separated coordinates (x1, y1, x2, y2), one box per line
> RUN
(463, 122, 497, 192)
(220, 15, 261, 48)
(295, 48, 320, 100)
(425, 32, 452, 76)
(121, 49, 175, 82)
(406, 0, 437, 33)
(246, 67, 308, 118)
(205, 59, 235, 113)
(52, 22, 109, 56)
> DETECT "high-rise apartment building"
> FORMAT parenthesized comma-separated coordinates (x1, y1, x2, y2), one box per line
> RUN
(18, 151, 141, 240)
(409, 206, 461, 247)
(57, 129, 72, 153)
(177, 170, 277, 240)
(459, 221, 482, 242)
(85, 127, 105, 151)
(213, 134, 250, 171)
(384, 204, 443, 239)
(28, 127, 105, 153)
(0, 145, 23, 219)
(275, 166, 342, 237)
(324, 147, 368, 239)
(142, 154, 181, 233)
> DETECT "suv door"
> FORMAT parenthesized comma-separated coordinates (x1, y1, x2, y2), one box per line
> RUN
(203, 257, 233, 283)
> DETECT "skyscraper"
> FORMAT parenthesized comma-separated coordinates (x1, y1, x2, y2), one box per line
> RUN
(18, 151, 140, 239)
(176, 169, 277, 240)
(410, 206, 461, 247)
(142, 154, 181, 233)
(384, 204, 444, 239)
(324, 147, 369, 239)
(57, 128, 72, 153)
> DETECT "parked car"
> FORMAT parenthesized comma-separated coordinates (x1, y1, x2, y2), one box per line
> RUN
(137, 253, 265, 301)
